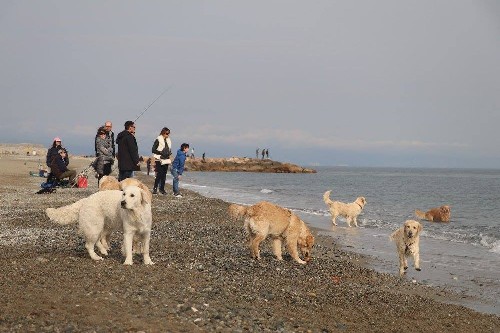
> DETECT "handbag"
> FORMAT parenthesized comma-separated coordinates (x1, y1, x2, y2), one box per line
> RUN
(77, 175, 88, 188)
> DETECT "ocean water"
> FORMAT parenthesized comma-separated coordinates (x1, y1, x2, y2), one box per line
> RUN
(157, 167, 500, 314)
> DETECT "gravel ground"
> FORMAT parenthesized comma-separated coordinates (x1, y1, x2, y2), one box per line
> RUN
(1, 156, 499, 332)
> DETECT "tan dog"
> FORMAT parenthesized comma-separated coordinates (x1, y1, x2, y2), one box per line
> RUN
(99, 175, 152, 203)
(229, 201, 314, 265)
(415, 205, 451, 222)
(323, 190, 366, 227)
(389, 220, 423, 276)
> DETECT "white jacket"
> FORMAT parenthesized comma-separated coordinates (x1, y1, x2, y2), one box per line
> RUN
(152, 135, 172, 165)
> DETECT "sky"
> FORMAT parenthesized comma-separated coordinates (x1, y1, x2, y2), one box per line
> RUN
(1, 1, 499, 168)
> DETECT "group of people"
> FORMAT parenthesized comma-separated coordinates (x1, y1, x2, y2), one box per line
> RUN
(47, 120, 190, 197)
(150, 126, 189, 197)
(256, 148, 270, 159)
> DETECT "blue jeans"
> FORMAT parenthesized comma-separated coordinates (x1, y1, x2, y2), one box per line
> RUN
(171, 168, 180, 195)
(118, 170, 133, 182)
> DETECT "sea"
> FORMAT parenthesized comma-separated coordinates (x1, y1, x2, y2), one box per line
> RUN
(154, 166, 500, 315)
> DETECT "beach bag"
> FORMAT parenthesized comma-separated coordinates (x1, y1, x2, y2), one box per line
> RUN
(77, 175, 88, 188)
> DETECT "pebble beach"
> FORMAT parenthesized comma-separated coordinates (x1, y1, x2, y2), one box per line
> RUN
(1, 155, 499, 332)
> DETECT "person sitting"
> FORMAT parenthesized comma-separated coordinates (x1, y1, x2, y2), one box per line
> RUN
(50, 149, 77, 185)
(46, 137, 69, 168)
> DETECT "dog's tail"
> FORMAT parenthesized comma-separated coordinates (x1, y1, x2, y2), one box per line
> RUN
(415, 209, 426, 220)
(323, 190, 333, 205)
(46, 199, 86, 225)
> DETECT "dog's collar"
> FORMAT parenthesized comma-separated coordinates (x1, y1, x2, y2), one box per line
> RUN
(356, 202, 363, 209)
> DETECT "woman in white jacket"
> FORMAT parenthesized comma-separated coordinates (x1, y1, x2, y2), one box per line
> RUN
(151, 127, 172, 194)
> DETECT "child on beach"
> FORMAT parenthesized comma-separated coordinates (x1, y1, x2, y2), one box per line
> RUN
(170, 143, 189, 198)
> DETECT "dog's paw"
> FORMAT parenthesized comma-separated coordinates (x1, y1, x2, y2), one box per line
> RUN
(123, 259, 133, 265)
(143, 257, 155, 265)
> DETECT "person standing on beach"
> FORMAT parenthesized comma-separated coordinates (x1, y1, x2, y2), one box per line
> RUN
(146, 158, 152, 175)
(261, 148, 265, 159)
(265, 148, 269, 158)
(95, 127, 114, 184)
(116, 120, 140, 181)
(170, 143, 189, 198)
(256, 148, 259, 159)
(151, 127, 172, 194)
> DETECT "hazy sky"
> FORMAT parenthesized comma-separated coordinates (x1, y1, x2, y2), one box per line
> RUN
(1, 1, 499, 168)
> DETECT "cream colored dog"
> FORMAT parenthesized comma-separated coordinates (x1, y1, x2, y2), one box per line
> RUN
(415, 205, 451, 222)
(99, 175, 152, 203)
(46, 186, 154, 265)
(323, 190, 367, 227)
(389, 220, 423, 276)
(229, 201, 314, 265)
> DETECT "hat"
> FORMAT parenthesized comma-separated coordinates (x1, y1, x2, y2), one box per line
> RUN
(53, 137, 61, 142)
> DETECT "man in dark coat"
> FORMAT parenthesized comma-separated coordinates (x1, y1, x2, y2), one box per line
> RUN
(116, 120, 140, 181)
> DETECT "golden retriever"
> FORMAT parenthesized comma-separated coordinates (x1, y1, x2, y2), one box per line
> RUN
(323, 190, 367, 227)
(46, 186, 154, 265)
(415, 205, 451, 222)
(389, 220, 423, 276)
(228, 201, 314, 265)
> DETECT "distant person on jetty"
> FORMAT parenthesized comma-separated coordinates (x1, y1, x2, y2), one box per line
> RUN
(151, 127, 172, 195)
(95, 126, 114, 184)
(171, 143, 190, 198)
(261, 148, 265, 159)
(190, 147, 195, 159)
(256, 148, 259, 158)
(265, 148, 269, 158)
(50, 149, 76, 185)
(116, 120, 140, 181)
(202, 152, 206, 162)
(46, 137, 68, 169)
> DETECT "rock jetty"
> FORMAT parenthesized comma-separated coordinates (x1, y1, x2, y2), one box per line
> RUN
(185, 157, 316, 173)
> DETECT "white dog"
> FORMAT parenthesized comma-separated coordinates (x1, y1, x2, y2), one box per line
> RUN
(323, 190, 367, 227)
(46, 186, 154, 265)
(389, 220, 423, 276)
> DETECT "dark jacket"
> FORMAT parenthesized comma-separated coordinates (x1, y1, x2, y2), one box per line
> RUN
(172, 148, 187, 175)
(116, 130, 139, 171)
(46, 146, 69, 167)
(50, 155, 69, 179)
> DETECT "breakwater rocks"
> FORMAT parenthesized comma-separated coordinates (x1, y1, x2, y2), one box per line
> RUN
(185, 157, 316, 173)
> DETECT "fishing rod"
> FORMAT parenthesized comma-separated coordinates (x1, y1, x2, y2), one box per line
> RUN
(134, 85, 173, 122)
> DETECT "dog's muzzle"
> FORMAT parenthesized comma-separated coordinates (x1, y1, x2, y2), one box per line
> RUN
(121, 200, 127, 208)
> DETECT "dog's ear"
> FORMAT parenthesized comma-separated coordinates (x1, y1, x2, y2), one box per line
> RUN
(306, 234, 315, 247)
(140, 189, 150, 205)
(417, 222, 423, 233)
